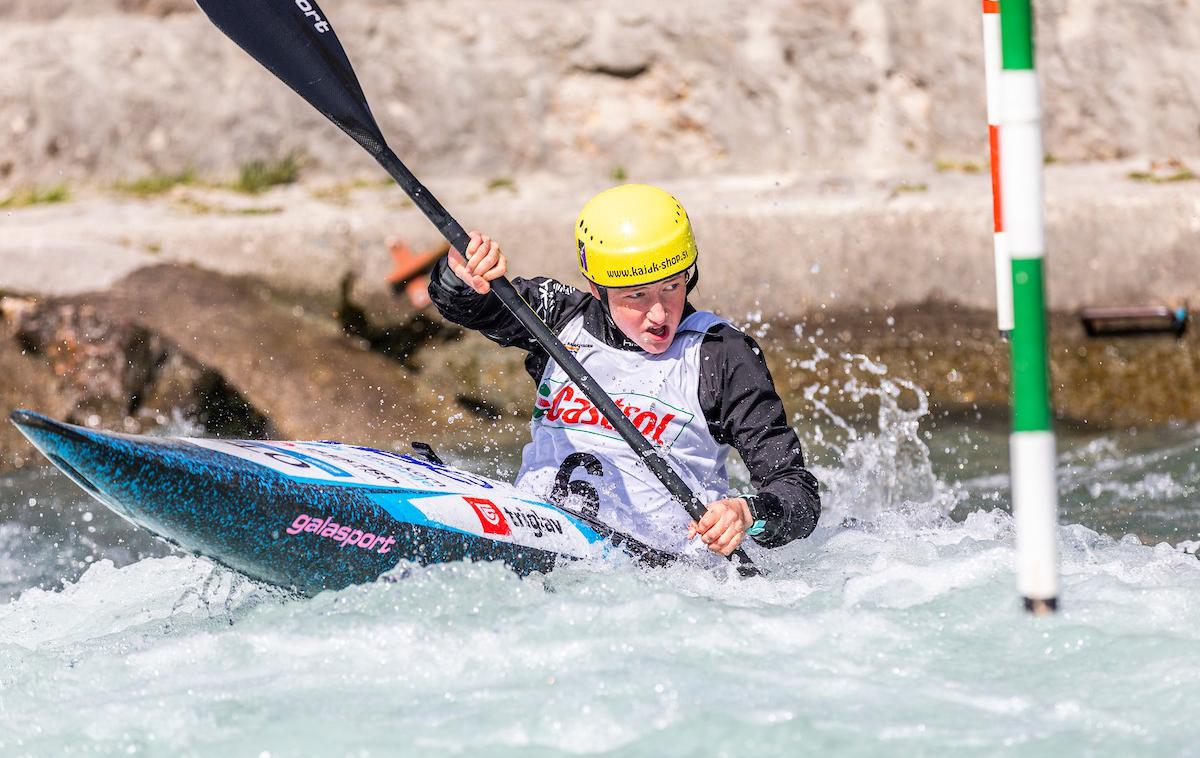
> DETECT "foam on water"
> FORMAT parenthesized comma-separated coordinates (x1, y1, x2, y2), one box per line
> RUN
(3, 519, 1198, 755)
(3, 354, 1200, 755)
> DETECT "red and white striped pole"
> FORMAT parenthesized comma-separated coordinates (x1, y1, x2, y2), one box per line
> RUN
(982, 0, 1014, 336)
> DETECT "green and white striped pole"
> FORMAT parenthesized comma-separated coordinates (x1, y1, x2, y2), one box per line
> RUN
(1000, 0, 1059, 614)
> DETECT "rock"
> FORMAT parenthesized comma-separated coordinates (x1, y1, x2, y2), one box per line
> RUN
(335, 271, 462, 370)
(64, 263, 511, 443)
(5, 295, 272, 438)
(1, 263, 535, 472)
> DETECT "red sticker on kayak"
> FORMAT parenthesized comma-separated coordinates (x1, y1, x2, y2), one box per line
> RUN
(465, 496, 511, 536)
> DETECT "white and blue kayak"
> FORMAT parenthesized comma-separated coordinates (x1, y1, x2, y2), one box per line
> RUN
(10, 410, 672, 595)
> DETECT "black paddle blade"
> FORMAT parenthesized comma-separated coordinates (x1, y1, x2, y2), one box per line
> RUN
(195, 0, 387, 155)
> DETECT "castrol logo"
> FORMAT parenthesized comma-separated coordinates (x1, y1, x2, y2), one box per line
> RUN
(533, 382, 692, 448)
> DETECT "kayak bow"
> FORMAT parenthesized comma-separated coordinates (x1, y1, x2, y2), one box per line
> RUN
(10, 410, 671, 595)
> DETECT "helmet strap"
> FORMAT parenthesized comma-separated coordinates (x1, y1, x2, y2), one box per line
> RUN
(594, 286, 638, 349)
(597, 284, 613, 319)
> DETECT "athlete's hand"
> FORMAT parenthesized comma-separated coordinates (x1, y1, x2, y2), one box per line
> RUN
(448, 231, 507, 294)
(688, 497, 753, 556)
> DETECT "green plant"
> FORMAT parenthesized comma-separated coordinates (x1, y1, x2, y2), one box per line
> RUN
(114, 169, 196, 197)
(0, 184, 69, 208)
(892, 181, 928, 194)
(486, 176, 516, 192)
(611, 165, 627, 181)
(1128, 159, 1196, 184)
(232, 153, 302, 194)
(934, 158, 984, 174)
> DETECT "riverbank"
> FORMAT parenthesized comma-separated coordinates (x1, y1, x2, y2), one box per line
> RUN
(3, 235, 1197, 472)
(3, 164, 1197, 318)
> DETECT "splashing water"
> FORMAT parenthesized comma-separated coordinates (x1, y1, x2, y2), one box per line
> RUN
(804, 352, 958, 530)
(3, 352, 1200, 755)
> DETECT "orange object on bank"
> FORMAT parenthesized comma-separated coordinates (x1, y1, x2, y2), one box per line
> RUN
(386, 236, 446, 310)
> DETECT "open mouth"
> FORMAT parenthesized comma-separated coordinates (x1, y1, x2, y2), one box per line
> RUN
(646, 325, 669, 340)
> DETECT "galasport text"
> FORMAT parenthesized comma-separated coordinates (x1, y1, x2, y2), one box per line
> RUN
(286, 513, 395, 553)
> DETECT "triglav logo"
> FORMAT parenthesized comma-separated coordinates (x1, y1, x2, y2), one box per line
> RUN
(294, 0, 331, 32)
(465, 496, 511, 536)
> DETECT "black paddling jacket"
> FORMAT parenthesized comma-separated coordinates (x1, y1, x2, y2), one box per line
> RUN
(427, 258, 821, 548)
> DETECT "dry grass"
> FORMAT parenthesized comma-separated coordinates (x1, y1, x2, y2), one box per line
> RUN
(0, 184, 69, 208)
(231, 153, 302, 194)
(113, 169, 197, 197)
(1128, 158, 1196, 184)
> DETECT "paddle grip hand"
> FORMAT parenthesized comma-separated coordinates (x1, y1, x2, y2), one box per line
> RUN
(689, 497, 754, 557)
(447, 232, 508, 294)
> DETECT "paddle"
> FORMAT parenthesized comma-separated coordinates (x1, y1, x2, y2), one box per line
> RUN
(194, 0, 760, 576)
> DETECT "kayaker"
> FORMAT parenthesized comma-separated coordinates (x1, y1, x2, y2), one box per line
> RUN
(428, 184, 820, 560)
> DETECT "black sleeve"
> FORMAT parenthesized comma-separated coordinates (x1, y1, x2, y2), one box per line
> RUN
(698, 324, 821, 548)
(427, 257, 592, 379)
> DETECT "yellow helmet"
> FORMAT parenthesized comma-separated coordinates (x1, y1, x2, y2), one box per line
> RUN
(575, 184, 698, 288)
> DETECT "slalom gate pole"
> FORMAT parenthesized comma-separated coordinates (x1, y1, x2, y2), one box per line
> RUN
(999, 0, 1060, 614)
(982, 0, 1014, 336)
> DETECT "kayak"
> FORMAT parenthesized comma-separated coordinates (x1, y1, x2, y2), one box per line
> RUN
(9, 410, 670, 595)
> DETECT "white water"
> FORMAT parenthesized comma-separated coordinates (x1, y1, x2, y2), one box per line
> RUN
(3, 354, 1200, 755)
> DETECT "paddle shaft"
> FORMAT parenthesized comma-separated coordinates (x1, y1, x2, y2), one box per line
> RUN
(195, 0, 758, 575)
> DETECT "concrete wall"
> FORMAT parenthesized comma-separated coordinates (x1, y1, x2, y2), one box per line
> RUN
(1, 0, 1197, 189)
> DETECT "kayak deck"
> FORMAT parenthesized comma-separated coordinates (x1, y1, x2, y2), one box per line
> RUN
(10, 410, 668, 595)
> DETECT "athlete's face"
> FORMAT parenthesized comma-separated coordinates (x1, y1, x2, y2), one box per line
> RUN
(590, 273, 688, 354)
